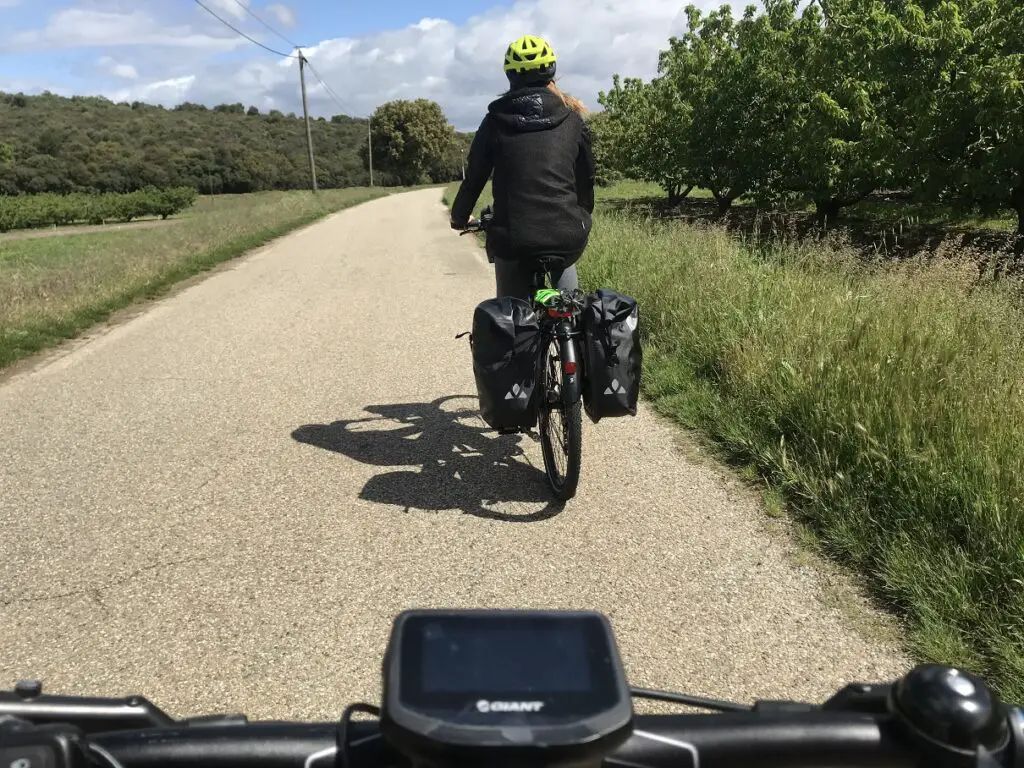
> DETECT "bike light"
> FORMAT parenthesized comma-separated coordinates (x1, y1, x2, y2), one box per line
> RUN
(564, 362, 578, 375)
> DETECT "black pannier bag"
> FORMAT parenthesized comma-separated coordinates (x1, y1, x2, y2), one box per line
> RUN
(582, 289, 642, 423)
(470, 297, 542, 432)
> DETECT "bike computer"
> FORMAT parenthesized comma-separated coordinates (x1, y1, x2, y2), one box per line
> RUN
(380, 609, 634, 767)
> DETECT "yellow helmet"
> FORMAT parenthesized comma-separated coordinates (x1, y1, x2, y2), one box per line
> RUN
(504, 34, 557, 86)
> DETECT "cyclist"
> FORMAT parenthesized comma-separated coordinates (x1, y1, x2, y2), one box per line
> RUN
(450, 34, 596, 302)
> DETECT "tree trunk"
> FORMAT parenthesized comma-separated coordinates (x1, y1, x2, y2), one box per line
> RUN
(665, 182, 694, 205)
(1012, 185, 1024, 238)
(1011, 186, 1024, 256)
(712, 190, 735, 216)
(815, 197, 843, 224)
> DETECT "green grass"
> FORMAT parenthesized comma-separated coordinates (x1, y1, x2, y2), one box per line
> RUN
(445, 179, 1024, 702)
(0, 187, 391, 369)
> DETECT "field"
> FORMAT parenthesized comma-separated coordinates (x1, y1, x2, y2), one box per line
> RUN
(445, 179, 1024, 703)
(0, 188, 390, 369)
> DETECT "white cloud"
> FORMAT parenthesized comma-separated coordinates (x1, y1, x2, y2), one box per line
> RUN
(108, 76, 197, 105)
(12, 0, 725, 130)
(265, 3, 295, 28)
(208, 0, 248, 21)
(5, 8, 247, 52)
(98, 56, 139, 80)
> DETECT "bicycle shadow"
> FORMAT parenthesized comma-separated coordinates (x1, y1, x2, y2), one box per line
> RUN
(291, 395, 563, 522)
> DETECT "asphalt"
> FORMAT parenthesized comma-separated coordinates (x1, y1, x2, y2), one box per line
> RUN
(0, 188, 909, 721)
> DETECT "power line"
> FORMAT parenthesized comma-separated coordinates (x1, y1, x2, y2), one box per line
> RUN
(227, 0, 301, 50)
(191, 0, 298, 58)
(304, 58, 363, 118)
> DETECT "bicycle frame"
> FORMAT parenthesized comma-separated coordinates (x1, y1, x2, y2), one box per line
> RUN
(530, 267, 584, 409)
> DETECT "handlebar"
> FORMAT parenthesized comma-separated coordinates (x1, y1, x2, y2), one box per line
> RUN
(457, 205, 493, 236)
(74, 710, 1024, 768)
(87, 715, 895, 768)
(3, 671, 1023, 768)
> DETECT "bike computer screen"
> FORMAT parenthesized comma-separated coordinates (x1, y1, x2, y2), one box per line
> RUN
(380, 609, 634, 766)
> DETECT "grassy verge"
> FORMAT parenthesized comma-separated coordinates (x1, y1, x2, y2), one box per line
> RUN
(0, 187, 390, 370)
(445, 180, 1024, 701)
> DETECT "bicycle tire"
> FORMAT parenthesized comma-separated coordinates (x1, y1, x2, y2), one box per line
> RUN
(539, 338, 582, 500)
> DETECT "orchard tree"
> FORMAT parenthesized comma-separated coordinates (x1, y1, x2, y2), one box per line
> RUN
(364, 99, 456, 186)
(597, 75, 692, 201)
(583, 110, 625, 187)
(660, 3, 790, 214)
(783, 0, 910, 220)
(723, 0, 806, 210)
(894, 0, 1024, 236)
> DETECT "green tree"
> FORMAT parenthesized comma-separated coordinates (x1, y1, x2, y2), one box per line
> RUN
(660, 4, 759, 213)
(584, 111, 624, 187)
(0, 89, 377, 193)
(775, 0, 903, 220)
(891, 0, 1024, 235)
(364, 99, 455, 186)
(598, 75, 693, 202)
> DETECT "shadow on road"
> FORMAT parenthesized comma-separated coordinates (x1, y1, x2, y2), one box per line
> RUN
(291, 395, 563, 522)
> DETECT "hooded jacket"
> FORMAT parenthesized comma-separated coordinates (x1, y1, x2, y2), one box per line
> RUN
(451, 86, 596, 263)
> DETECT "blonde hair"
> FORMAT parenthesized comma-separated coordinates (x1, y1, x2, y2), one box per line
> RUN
(547, 81, 587, 115)
(502, 79, 588, 115)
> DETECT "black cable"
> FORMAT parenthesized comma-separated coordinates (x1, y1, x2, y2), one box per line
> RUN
(196, 0, 363, 124)
(303, 59, 362, 118)
(88, 742, 127, 768)
(192, 0, 298, 58)
(630, 687, 752, 712)
(336, 702, 380, 768)
(228, 0, 301, 50)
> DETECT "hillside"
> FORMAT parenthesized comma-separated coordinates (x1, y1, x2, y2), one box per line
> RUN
(0, 91, 470, 195)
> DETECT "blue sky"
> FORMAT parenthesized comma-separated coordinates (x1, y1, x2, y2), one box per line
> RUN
(0, 0, 708, 130)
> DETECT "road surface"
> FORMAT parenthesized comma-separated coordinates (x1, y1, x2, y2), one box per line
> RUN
(0, 189, 908, 720)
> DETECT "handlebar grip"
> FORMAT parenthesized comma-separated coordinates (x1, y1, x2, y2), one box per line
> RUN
(93, 722, 381, 768)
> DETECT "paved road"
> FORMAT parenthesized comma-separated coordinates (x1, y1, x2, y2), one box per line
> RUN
(0, 188, 908, 720)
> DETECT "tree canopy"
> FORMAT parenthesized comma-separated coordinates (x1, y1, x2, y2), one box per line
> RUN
(0, 91, 472, 195)
(596, 0, 1024, 233)
(363, 99, 464, 187)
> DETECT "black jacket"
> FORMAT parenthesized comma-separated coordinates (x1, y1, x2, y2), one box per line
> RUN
(451, 87, 596, 262)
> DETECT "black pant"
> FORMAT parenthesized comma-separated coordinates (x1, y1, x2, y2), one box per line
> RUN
(486, 240, 583, 301)
(494, 259, 578, 301)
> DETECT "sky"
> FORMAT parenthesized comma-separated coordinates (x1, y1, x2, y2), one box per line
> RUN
(0, 0, 722, 131)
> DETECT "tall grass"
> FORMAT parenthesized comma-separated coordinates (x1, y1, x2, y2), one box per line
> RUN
(445, 181, 1024, 700)
(0, 188, 389, 369)
(587, 215, 1024, 700)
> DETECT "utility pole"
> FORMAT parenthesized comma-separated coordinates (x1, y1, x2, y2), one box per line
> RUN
(297, 50, 318, 193)
(367, 115, 374, 187)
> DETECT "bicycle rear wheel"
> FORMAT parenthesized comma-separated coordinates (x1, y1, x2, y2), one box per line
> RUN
(539, 337, 582, 500)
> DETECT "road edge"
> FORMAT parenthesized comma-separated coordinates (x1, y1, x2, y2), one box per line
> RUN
(0, 190, 394, 385)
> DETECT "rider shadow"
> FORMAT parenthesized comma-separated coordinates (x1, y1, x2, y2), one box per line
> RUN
(291, 395, 563, 522)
